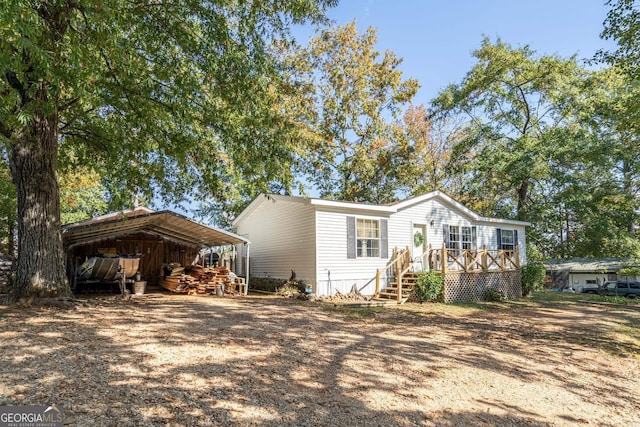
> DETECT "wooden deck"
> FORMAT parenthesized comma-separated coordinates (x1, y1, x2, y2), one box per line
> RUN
(373, 245, 520, 304)
(427, 245, 520, 273)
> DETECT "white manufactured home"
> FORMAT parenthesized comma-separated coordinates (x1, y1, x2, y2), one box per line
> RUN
(233, 191, 529, 299)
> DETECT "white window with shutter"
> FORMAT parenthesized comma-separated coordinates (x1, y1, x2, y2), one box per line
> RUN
(496, 228, 518, 251)
(444, 224, 477, 252)
(448, 225, 460, 251)
(461, 226, 473, 250)
(347, 216, 388, 259)
(357, 219, 380, 258)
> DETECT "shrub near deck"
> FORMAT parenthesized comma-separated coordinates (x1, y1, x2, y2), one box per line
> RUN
(414, 271, 444, 302)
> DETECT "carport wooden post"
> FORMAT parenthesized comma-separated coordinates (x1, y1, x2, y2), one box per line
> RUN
(244, 242, 250, 296)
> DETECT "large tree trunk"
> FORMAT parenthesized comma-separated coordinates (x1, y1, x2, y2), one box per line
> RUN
(7, 89, 71, 302)
(516, 178, 530, 221)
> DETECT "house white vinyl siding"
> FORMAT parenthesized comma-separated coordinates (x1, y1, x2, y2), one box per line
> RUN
(315, 210, 390, 295)
(234, 197, 317, 286)
(389, 198, 475, 252)
(233, 191, 529, 296)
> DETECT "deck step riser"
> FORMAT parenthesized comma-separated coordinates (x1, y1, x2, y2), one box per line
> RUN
(376, 272, 420, 304)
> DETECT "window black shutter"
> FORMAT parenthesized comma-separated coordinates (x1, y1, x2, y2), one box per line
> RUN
(380, 219, 388, 259)
(496, 228, 502, 250)
(347, 216, 356, 259)
(471, 226, 477, 250)
(514, 229, 519, 249)
(443, 224, 449, 247)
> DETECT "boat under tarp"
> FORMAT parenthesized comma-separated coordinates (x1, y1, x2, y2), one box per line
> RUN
(75, 256, 141, 293)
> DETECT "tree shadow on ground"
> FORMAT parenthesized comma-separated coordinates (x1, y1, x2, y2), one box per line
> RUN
(0, 295, 638, 426)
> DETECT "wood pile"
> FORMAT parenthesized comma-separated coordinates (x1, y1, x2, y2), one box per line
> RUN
(160, 263, 241, 295)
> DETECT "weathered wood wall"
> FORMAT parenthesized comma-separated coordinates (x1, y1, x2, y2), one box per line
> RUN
(66, 233, 200, 285)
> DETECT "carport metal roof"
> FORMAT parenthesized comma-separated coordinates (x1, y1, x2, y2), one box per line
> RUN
(62, 207, 249, 249)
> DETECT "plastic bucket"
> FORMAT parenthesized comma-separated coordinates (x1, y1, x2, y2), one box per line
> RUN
(133, 281, 146, 295)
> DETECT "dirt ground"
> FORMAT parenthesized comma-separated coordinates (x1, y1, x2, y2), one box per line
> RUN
(0, 293, 639, 427)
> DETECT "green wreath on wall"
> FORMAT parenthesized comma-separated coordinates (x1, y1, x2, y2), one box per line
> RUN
(414, 230, 424, 247)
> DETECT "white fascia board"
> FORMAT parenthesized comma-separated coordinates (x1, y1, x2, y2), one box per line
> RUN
(233, 196, 262, 227)
(393, 191, 483, 221)
(309, 198, 396, 213)
(475, 217, 531, 227)
(234, 192, 530, 227)
(393, 191, 530, 227)
(232, 193, 269, 227)
(391, 191, 441, 210)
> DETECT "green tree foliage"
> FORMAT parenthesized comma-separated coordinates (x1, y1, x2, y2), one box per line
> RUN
(0, 0, 336, 301)
(539, 67, 640, 259)
(397, 105, 454, 196)
(432, 38, 584, 222)
(59, 167, 107, 225)
(291, 21, 419, 203)
(589, 0, 640, 259)
(599, 0, 640, 78)
(431, 38, 639, 260)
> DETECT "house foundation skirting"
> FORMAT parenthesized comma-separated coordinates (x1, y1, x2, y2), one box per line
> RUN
(444, 270, 522, 303)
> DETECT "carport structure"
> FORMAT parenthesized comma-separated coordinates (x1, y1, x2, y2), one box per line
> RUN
(62, 207, 250, 293)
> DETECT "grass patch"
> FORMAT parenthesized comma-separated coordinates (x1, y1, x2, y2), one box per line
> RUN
(326, 289, 640, 321)
(530, 290, 640, 306)
(321, 304, 386, 319)
(321, 290, 640, 358)
(397, 301, 491, 317)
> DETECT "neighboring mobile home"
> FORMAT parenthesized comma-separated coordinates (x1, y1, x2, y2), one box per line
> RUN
(545, 258, 640, 292)
(233, 192, 529, 301)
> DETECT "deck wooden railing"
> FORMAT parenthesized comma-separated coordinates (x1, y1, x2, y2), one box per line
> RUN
(375, 246, 411, 299)
(373, 245, 520, 300)
(426, 244, 520, 273)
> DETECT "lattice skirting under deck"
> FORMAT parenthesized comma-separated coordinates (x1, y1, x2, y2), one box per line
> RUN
(444, 270, 522, 303)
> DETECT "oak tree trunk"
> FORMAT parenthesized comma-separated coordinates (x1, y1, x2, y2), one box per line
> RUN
(516, 178, 530, 221)
(7, 88, 71, 302)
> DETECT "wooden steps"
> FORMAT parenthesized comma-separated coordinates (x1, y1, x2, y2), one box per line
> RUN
(375, 271, 420, 304)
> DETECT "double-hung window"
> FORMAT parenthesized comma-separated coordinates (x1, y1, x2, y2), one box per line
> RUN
(461, 226, 473, 250)
(500, 229, 515, 251)
(447, 225, 460, 251)
(445, 225, 476, 253)
(357, 219, 380, 258)
(347, 216, 388, 259)
(496, 228, 518, 252)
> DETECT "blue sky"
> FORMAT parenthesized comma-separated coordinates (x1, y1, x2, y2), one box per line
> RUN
(297, 0, 616, 106)
(172, 1, 618, 219)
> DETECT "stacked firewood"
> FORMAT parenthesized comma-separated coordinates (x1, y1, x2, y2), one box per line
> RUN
(160, 264, 239, 295)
